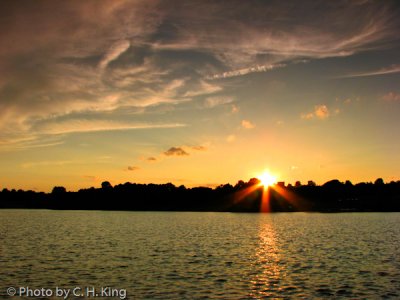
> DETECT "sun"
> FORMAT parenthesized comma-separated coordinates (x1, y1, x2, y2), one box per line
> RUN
(258, 171, 277, 188)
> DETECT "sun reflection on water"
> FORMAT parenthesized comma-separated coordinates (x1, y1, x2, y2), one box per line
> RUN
(249, 220, 283, 298)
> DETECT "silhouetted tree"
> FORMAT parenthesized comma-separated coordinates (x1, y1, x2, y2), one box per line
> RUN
(52, 186, 66, 194)
(248, 178, 261, 186)
(2, 177, 400, 212)
(101, 181, 113, 190)
(234, 180, 245, 189)
(345, 180, 353, 187)
(323, 179, 342, 189)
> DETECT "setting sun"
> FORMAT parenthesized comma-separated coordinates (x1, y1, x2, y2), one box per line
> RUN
(258, 171, 277, 187)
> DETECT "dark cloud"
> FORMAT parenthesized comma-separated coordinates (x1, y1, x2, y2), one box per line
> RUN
(164, 147, 189, 156)
(146, 157, 157, 161)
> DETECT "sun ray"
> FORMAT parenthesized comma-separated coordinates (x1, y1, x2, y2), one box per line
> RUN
(272, 185, 309, 211)
(260, 186, 271, 212)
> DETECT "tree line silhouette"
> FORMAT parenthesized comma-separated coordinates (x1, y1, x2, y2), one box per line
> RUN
(1, 178, 400, 212)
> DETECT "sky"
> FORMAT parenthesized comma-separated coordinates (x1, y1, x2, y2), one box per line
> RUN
(0, 0, 399, 192)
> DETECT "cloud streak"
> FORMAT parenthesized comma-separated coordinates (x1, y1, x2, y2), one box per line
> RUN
(33, 120, 187, 135)
(207, 63, 286, 79)
(339, 64, 400, 78)
(204, 96, 233, 108)
(99, 40, 131, 69)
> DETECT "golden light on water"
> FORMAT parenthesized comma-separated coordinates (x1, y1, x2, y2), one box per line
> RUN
(250, 222, 281, 298)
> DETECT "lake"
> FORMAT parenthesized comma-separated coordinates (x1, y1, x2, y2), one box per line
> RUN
(1, 210, 400, 299)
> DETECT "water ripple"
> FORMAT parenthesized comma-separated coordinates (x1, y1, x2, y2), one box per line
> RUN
(1, 211, 400, 299)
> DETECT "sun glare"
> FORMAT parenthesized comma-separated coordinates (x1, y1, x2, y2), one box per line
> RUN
(258, 171, 277, 187)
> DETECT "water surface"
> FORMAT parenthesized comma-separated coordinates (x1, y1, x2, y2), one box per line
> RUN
(1, 210, 400, 299)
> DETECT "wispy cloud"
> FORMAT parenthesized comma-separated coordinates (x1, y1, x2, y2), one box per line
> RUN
(33, 120, 187, 135)
(21, 160, 74, 169)
(0, 134, 65, 151)
(207, 63, 286, 79)
(99, 40, 130, 69)
(12, 140, 65, 151)
(182, 81, 222, 98)
(339, 64, 400, 78)
(21, 156, 113, 168)
(204, 96, 233, 108)
(0, 0, 398, 148)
